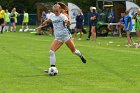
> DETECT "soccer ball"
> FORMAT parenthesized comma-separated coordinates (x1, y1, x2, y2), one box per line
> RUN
(19, 29, 23, 32)
(48, 67, 58, 76)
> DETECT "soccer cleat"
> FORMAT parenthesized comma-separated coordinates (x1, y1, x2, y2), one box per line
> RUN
(44, 70, 48, 73)
(80, 55, 86, 63)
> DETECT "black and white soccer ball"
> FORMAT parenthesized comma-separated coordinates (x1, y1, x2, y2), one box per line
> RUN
(48, 67, 58, 76)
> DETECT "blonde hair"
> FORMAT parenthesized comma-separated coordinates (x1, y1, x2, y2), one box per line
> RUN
(52, 4, 61, 10)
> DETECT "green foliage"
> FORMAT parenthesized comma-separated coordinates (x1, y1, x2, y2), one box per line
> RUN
(0, 0, 96, 13)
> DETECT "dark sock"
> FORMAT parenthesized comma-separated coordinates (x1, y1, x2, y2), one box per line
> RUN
(51, 65, 55, 67)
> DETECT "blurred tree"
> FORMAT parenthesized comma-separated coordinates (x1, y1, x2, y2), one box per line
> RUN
(0, 0, 96, 13)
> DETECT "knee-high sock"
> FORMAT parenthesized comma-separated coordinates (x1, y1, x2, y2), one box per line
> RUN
(26, 25, 28, 29)
(6, 26, 9, 32)
(11, 27, 13, 32)
(1, 26, 4, 33)
(22, 26, 24, 31)
(50, 50, 56, 67)
(73, 49, 82, 57)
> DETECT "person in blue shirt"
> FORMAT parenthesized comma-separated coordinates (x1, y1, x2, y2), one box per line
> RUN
(108, 8, 115, 23)
(107, 8, 116, 31)
(117, 13, 125, 37)
(73, 10, 84, 40)
(90, 7, 98, 42)
(124, 10, 134, 46)
(86, 7, 98, 41)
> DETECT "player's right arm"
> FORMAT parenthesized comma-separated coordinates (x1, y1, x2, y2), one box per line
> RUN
(42, 18, 51, 25)
(36, 19, 51, 29)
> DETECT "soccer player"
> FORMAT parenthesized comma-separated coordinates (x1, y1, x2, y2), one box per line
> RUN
(10, 9, 16, 32)
(0, 5, 6, 34)
(135, 9, 140, 48)
(4, 9, 10, 32)
(43, 4, 86, 72)
(12, 7, 20, 32)
(22, 10, 29, 32)
(124, 10, 134, 46)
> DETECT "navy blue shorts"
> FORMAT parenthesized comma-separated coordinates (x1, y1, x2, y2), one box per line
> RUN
(91, 22, 97, 26)
(75, 23, 83, 29)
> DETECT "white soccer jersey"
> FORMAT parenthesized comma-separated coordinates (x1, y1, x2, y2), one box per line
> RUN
(49, 13, 68, 31)
(46, 12, 53, 19)
(49, 13, 71, 42)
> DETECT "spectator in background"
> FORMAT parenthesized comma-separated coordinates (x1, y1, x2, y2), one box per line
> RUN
(90, 7, 98, 42)
(41, 11, 46, 24)
(46, 10, 54, 35)
(117, 13, 125, 37)
(86, 6, 94, 40)
(4, 9, 10, 32)
(124, 10, 134, 46)
(73, 10, 84, 40)
(0, 5, 6, 34)
(10, 9, 16, 32)
(135, 9, 140, 48)
(107, 8, 116, 31)
(22, 10, 29, 32)
(12, 7, 20, 32)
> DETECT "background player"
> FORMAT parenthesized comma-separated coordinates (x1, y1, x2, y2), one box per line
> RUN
(0, 5, 6, 34)
(22, 10, 29, 31)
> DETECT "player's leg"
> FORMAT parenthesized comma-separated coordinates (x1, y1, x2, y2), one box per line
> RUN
(0, 19, 4, 33)
(91, 26, 96, 41)
(136, 31, 140, 43)
(5, 22, 9, 32)
(50, 39, 63, 67)
(126, 31, 131, 45)
(136, 31, 140, 48)
(87, 24, 91, 40)
(65, 38, 86, 63)
(12, 22, 16, 32)
(44, 39, 63, 73)
(73, 27, 78, 39)
(26, 22, 28, 29)
(22, 22, 24, 31)
(79, 29, 82, 40)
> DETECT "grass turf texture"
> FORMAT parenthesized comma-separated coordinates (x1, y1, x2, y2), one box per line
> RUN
(0, 27, 140, 93)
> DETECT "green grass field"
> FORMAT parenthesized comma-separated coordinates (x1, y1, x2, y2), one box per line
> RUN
(0, 27, 140, 93)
